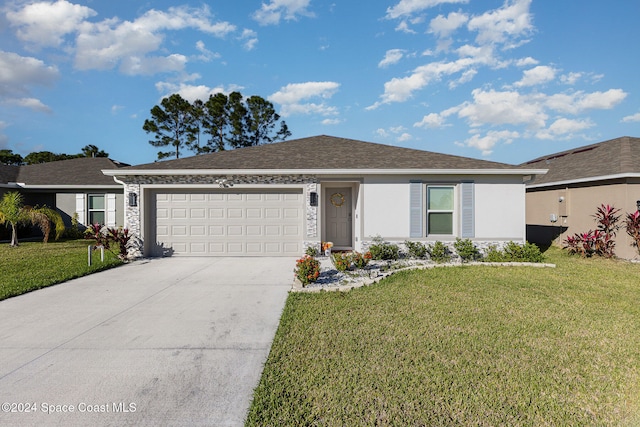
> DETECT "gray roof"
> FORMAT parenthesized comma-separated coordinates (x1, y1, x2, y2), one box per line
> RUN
(1, 157, 127, 186)
(522, 136, 640, 186)
(125, 135, 516, 171)
(0, 164, 20, 184)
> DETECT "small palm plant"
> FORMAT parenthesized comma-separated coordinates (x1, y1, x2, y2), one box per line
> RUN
(0, 191, 65, 246)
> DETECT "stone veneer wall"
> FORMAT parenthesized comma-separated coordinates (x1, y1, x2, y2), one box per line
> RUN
(117, 174, 319, 257)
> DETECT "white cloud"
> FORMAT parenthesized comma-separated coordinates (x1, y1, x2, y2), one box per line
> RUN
(239, 29, 258, 50)
(465, 130, 519, 156)
(386, 0, 469, 20)
(397, 132, 413, 142)
(269, 81, 340, 117)
(545, 89, 627, 114)
(514, 65, 557, 87)
(6, 0, 96, 48)
(0, 50, 58, 112)
(252, 0, 314, 26)
(457, 88, 547, 129)
(5, 97, 52, 113)
(57, 5, 235, 75)
(154, 82, 244, 103)
(321, 118, 341, 125)
(515, 57, 538, 67)
(536, 118, 593, 140)
(622, 112, 640, 123)
(378, 49, 405, 68)
(428, 12, 469, 38)
(560, 72, 582, 85)
(414, 112, 447, 128)
(194, 40, 220, 62)
(467, 0, 533, 47)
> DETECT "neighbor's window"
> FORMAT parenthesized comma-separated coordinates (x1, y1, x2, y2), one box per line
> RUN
(88, 194, 105, 225)
(427, 186, 454, 235)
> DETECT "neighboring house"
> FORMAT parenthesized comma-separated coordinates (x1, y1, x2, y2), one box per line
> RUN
(0, 157, 127, 229)
(522, 136, 640, 260)
(103, 135, 546, 257)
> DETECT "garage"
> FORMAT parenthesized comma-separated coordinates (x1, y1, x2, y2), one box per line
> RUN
(149, 189, 304, 256)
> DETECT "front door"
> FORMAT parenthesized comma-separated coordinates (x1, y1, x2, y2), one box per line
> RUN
(325, 187, 352, 248)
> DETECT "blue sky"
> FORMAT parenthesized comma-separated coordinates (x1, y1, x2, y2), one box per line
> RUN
(1, 0, 639, 166)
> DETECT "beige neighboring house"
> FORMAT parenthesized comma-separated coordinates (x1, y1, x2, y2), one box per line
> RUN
(522, 136, 640, 260)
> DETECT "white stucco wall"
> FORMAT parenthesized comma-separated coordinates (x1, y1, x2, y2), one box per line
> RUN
(362, 177, 411, 239)
(360, 175, 526, 242)
(474, 180, 525, 240)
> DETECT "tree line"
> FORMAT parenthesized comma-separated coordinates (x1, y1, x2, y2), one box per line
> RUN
(0, 145, 108, 166)
(143, 91, 290, 160)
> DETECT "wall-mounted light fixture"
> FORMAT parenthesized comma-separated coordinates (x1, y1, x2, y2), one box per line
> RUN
(558, 196, 565, 202)
(128, 192, 138, 207)
(309, 192, 318, 207)
(636, 200, 640, 211)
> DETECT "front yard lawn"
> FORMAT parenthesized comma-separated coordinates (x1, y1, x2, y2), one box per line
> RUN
(247, 247, 640, 426)
(0, 239, 122, 301)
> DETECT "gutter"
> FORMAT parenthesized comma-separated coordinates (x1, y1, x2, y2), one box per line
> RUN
(527, 172, 640, 189)
(102, 168, 548, 177)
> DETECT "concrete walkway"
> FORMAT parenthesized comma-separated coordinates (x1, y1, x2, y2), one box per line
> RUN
(0, 257, 294, 426)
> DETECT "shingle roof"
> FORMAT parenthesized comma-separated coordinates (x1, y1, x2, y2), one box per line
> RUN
(9, 157, 127, 186)
(125, 135, 517, 171)
(0, 164, 20, 184)
(521, 136, 640, 186)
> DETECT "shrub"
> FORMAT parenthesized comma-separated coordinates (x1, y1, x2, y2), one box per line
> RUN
(64, 212, 85, 239)
(332, 252, 353, 272)
(484, 245, 505, 262)
(305, 246, 319, 257)
(485, 242, 544, 263)
(85, 224, 132, 260)
(352, 251, 372, 269)
(404, 240, 427, 258)
(294, 255, 320, 286)
(453, 238, 481, 262)
(427, 241, 451, 263)
(624, 210, 640, 254)
(564, 204, 621, 258)
(368, 236, 400, 260)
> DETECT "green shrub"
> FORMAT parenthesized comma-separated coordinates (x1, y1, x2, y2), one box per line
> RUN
(453, 238, 481, 262)
(483, 242, 544, 263)
(484, 244, 505, 262)
(305, 245, 319, 257)
(427, 241, 451, 263)
(352, 251, 372, 269)
(294, 255, 320, 286)
(368, 237, 400, 260)
(332, 252, 353, 272)
(404, 240, 428, 258)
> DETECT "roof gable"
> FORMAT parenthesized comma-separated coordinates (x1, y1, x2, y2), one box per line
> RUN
(522, 136, 640, 186)
(125, 135, 516, 171)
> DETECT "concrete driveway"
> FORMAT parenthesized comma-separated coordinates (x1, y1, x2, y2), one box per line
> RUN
(0, 257, 294, 427)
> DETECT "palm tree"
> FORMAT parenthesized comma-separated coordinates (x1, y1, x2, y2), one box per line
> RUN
(0, 191, 25, 246)
(0, 191, 65, 246)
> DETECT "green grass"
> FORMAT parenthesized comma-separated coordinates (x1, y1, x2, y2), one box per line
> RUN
(247, 247, 640, 426)
(0, 239, 122, 301)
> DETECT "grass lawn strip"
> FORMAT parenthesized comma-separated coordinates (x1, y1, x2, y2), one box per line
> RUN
(0, 239, 122, 301)
(247, 247, 640, 426)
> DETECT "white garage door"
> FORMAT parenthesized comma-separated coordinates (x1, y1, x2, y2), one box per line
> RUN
(151, 189, 304, 256)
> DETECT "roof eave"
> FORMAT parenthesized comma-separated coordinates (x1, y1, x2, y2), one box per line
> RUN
(103, 168, 548, 176)
(527, 173, 640, 189)
(7, 184, 123, 190)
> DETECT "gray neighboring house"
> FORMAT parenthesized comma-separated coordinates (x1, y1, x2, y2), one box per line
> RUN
(0, 157, 127, 229)
(523, 136, 640, 260)
(103, 135, 546, 258)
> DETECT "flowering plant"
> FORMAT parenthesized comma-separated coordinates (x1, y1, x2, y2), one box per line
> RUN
(294, 255, 320, 286)
(352, 251, 372, 269)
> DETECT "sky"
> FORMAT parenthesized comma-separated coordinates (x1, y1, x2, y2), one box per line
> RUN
(1, 0, 639, 166)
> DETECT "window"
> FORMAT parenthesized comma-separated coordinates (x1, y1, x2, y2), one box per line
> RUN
(427, 186, 454, 235)
(88, 194, 105, 225)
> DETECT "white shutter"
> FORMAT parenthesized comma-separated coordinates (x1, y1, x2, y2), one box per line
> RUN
(409, 181, 423, 238)
(106, 193, 116, 227)
(460, 182, 474, 238)
(75, 194, 86, 225)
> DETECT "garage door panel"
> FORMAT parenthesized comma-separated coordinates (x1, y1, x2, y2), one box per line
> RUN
(152, 189, 304, 256)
